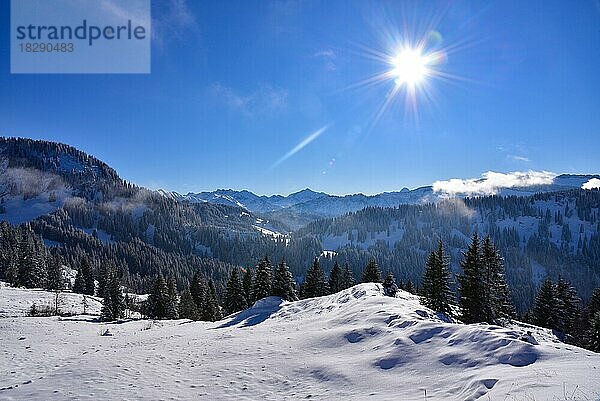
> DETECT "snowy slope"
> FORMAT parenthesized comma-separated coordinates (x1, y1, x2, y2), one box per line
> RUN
(2, 284, 599, 400)
(0, 282, 103, 317)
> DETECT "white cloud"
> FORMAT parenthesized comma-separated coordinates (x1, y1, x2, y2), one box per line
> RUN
(432, 171, 557, 196)
(211, 83, 288, 117)
(582, 178, 600, 190)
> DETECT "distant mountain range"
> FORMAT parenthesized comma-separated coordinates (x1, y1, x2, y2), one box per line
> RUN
(159, 174, 599, 230)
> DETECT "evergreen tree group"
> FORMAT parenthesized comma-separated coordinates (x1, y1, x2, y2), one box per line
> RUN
(458, 234, 514, 324)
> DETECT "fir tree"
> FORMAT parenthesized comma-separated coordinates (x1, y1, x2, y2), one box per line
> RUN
(252, 256, 273, 301)
(272, 259, 298, 301)
(481, 236, 514, 323)
(147, 275, 169, 319)
(328, 261, 343, 294)
(420, 241, 453, 314)
(531, 278, 559, 329)
(588, 312, 600, 352)
(190, 272, 205, 309)
(361, 259, 381, 283)
(242, 268, 254, 306)
(82, 259, 95, 296)
(340, 263, 355, 290)
(73, 268, 86, 294)
(302, 258, 327, 298)
(382, 272, 398, 297)
(101, 265, 124, 321)
(458, 233, 485, 323)
(202, 279, 221, 322)
(223, 269, 248, 315)
(178, 288, 200, 320)
(166, 277, 179, 319)
(17, 230, 46, 288)
(45, 255, 63, 291)
(555, 276, 580, 334)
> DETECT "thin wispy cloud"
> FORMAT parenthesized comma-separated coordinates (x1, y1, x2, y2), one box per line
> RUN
(582, 178, 600, 190)
(272, 124, 331, 168)
(211, 83, 288, 117)
(433, 170, 557, 196)
(507, 154, 530, 162)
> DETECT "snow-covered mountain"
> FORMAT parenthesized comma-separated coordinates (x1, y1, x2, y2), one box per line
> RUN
(2, 283, 599, 400)
(164, 174, 599, 230)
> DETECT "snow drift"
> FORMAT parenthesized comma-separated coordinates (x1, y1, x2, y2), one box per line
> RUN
(1, 283, 599, 400)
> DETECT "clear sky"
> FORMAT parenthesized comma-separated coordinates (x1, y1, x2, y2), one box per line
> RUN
(1, 0, 599, 195)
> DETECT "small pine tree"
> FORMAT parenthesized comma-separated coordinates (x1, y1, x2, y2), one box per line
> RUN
(302, 258, 327, 298)
(340, 263, 355, 290)
(420, 241, 453, 314)
(328, 262, 343, 294)
(242, 268, 254, 306)
(178, 289, 200, 320)
(272, 260, 298, 301)
(252, 256, 273, 301)
(223, 269, 248, 315)
(147, 275, 169, 319)
(382, 272, 398, 297)
(202, 279, 222, 322)
(166, 277, 179, 319)
(361, 259, 381, 283)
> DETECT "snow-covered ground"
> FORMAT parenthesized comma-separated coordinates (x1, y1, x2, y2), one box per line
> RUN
(1, 284, 599, 400)
(0, 282, 103, 318)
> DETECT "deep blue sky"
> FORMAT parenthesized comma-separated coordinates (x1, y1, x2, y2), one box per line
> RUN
(1, 0, 599, 195)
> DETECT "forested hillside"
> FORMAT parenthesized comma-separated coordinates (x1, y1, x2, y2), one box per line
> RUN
(297, 191, 600, 311)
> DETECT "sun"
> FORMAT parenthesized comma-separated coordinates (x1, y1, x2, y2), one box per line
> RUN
(390, 47, 431, 87)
